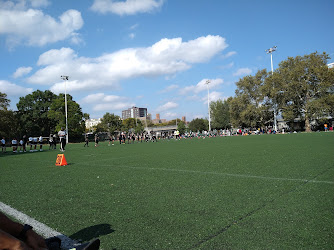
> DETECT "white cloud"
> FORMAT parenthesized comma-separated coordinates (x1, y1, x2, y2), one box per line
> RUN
(91, 0, 165, 15)
(221, 51, 236, 59)
(13, 66, 32, 78)
(202, 91, 227, 104)
(233, 67, 252, 76)
(186, 95, 200, 101)
(93, 102, 133, 111)
(130, 23, 139, 30)
(26, 35, 227, 92)
(163, 112, 177, 119)
(156, 101, 178, 112)
(0, 0, 26, 10)
(30, 0, 50, 8)
(129, 33, 135, 39)
(0, 80, 33, 96)
(0, 4, 84, 48)
(80, 93, 135, 112)
(219, 62, 234, 70)
(180, 78, 224, 95)
(159, 84, 179, 93)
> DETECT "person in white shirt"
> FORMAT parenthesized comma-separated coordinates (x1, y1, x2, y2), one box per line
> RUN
(49, 134, 53, 150)
(19, 139, 24, 152)
(38, 136, 43, 151)
(1, 137, 6, 153)
(11, 138, 18, 153)
(58, 128, 66, 151)
(28, 136, 33, 152)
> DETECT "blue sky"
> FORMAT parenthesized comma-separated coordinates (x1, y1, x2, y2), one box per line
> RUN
(1, 0, 333, 121)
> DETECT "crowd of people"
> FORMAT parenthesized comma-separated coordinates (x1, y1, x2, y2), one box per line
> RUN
(87, 127, 303, 146)
(0, 128, 67, 154)
(3, 125, 331, 153)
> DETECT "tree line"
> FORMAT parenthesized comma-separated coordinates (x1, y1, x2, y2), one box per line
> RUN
(0, 90, 89, 141)
(210, 52, 334, 132)
(1, 52, 333, 141)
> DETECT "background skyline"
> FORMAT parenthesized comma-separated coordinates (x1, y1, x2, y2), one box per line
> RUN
(1, 0, 334, 121)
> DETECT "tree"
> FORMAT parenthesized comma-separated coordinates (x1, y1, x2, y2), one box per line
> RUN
(96, 113, 122, 134)
(230, 69, 271, 128)
(16, 90, 57, 136)
(0, 92, 18, 139)
(122, 118, 143, 133)
(48, 93, 86, 140)
(0, 92, 10, 110)
(177, 121, 186, 134)
(210, 99, 231, 129)
(0, 110, 18, 139)
(167, 119, 182, 126)
(188, 118, 208, 132)
(273, 52, 334, 132)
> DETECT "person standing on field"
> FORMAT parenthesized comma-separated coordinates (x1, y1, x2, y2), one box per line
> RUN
(84, 133, 89, 147)
(1, 137, 6, 153)
(22, 135, 27, 152)
(53, 134, 57, 149)
(95, 133, 99, 147)
(58, 127, 66, 152)
(12, 138, 18, 153)
(38, 135, 43, 151)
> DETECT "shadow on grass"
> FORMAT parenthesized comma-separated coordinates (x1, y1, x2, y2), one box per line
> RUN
(69, 224, 115, 242)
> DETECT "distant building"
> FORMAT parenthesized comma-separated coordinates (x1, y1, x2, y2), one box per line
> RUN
(182, 116, 186, 123)
(85, 118, 102, 130)
(152, 113, 161, 124)
(122, 106, 147, 120)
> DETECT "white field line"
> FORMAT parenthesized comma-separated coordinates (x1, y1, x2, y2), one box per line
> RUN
(9, 154, 332, 185)
(79, 162, 334, 185)
(0, 201, 77, 249)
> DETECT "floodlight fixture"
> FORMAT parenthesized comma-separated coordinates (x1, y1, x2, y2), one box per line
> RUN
(265, 45, 277, 54)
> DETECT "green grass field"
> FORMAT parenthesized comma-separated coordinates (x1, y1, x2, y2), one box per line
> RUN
(1, 132, 334, 249)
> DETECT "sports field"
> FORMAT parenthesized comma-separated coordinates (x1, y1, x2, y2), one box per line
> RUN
(1, 132, 333, 249)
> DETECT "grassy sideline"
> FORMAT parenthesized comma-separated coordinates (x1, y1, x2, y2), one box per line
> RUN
(1, 132, 333, 249)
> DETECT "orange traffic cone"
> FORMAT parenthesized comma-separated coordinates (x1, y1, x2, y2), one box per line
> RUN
(55, 154, 68, 166)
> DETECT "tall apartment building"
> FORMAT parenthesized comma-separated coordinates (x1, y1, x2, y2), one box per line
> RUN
(122, 106, 147, 120)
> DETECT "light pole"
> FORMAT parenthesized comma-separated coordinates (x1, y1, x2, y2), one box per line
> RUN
(265, 46, 278, 132)
(61, 75, 69, 143)
(205, 80, 211, 131)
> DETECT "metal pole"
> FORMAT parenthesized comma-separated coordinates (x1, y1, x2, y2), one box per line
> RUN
(270, 53, 277, 132)
(271, 53, 277, 132)
(266, 46, 277, 132)
(271, 53, 274, 74)
(65, 80, 68, 143)
(61, 76, 69, 143)
(206, 80, 211, 131)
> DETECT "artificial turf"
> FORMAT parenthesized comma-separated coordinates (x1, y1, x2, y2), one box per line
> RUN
(1, 132, 333, 249)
